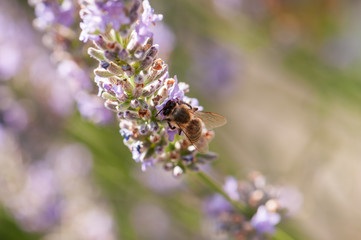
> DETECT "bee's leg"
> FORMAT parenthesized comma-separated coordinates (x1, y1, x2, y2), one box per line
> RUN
(167, 121, 176, 130)
(178, 129, 182, 135)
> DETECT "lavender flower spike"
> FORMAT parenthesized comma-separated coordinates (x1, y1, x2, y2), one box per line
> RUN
(80, 0, 217, 175)
(204, 173, 301, 239)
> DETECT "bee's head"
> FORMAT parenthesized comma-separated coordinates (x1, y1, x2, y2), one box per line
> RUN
(162, 100, 177, 116)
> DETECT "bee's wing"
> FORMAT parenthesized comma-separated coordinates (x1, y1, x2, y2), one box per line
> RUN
(194, 111, 227, 130)
(175, 123, 209, 153)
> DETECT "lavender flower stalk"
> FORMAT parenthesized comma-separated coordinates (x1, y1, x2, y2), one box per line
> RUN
(80, 0, 218, 175)
(204, 172, 302, 239)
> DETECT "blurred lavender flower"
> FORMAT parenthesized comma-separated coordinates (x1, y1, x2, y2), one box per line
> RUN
(223, 176, 240, 201)
(81, 0, 219, 175)
(0, 44, 22, 81)
(0, 1, 32, 81)
(204, 172, 302, 239)
(0, 132, 117, 239)
(205, 194, 232, 217)
(31, 0, 76, 30)
(188, 40, 240, 100)
(29, 0, 113, 124)
(250, 205, 280, 235)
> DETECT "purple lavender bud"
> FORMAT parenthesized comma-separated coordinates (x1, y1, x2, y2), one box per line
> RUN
(118, 49, 129, 61)
(100, 61, 110, 69)
(139, 124, 149, 135)
(147, 44, 159, 58)
(129, 0, 141, 23)
(150, 121, 159, 132)
(124, 110, 139, 120)
(127, 33, 142, 53)
(134, 74, 144, 84)
(139, 56, 153, 70)
(130, 99, 140, 109)
(104, 99, 118, 112)
(117, 111, 125, 119)
(121, 64, 134, 76)
(121, 78, 133, 93)
(134, 50, 146, 60)
(250, 205, 281, 234)
(94, 35, 107, 49)
(104, 50, 118, 62)
(142, 79, 162, 97)
(107, 62, 123, 75)
(133, 85, 143, 98)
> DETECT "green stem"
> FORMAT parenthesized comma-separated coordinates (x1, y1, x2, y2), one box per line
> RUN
(273, 228, 297, 240)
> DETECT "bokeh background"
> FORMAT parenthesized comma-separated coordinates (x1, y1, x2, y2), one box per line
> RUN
(1, 0, 361, 239)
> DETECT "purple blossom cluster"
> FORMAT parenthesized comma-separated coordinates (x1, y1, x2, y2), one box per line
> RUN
(30, 0, 77, 30)
(81, 0, 218, 175)
(29, 0, 112, 124)
(205, 172, 302, 239)
(79, 0, 131, 42)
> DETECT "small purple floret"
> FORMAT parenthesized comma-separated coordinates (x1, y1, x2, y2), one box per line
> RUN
(155, 76, 184, 114)
(166, 127, 178, 142)
(250, 205, 281, 234)
(135, 0, 163, 45)
(204, 194, 232, 217)
(223, 176, 240, 201)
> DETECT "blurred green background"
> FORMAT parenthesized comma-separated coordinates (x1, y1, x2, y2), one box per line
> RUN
(1, 0, 361, 239)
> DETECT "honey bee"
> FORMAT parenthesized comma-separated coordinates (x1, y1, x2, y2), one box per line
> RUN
(156, 99, 227, 152)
